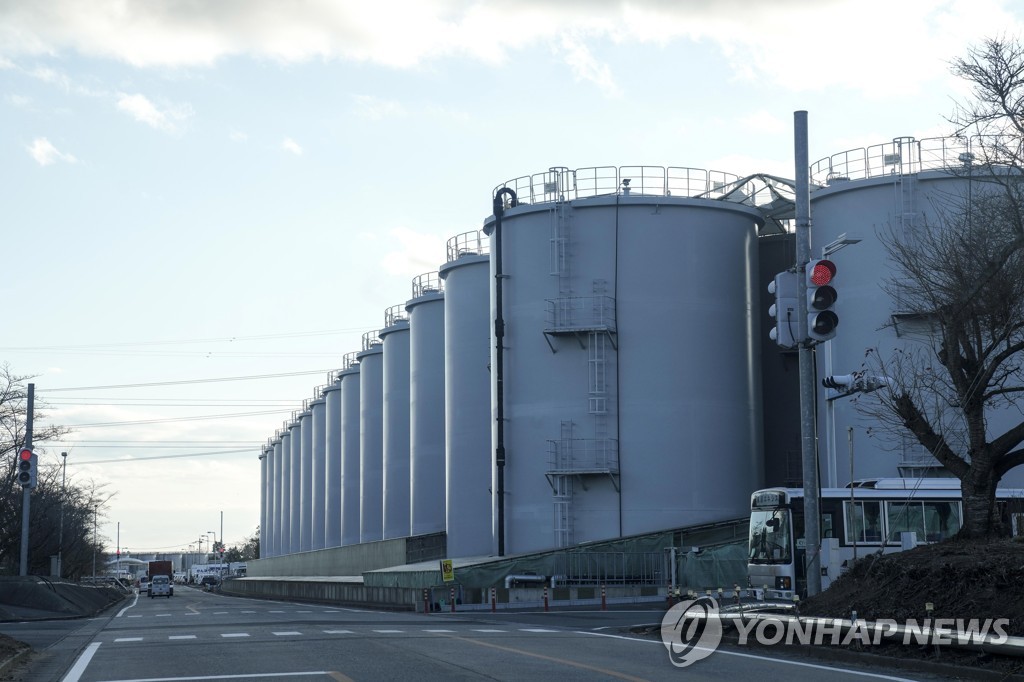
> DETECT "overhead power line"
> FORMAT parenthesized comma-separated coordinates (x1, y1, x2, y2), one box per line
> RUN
(41, 369, 336, 392)
(68, 409, 289, 428)
(66, 449, 255, 465)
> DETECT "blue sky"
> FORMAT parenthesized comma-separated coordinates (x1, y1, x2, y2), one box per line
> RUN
(3, 0, 1022, 556)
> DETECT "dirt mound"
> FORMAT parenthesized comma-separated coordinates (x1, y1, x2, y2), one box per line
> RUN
(801, 537, 1024, 636)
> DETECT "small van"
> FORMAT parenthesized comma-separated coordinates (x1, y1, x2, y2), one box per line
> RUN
(149, 574, 173, 598)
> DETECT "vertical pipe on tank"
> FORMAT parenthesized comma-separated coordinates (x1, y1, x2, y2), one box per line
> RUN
(324, 380, 342, 548)
(359, 334, 385, 543)
(491, 188, 518, 557)
(311, 393, 327, 550)
(440, 232, 494, 558)
(259, 447, 268, 558)
(299, 409, 313, 552)
(289, 420, 301, 554)
(272, 435, 283, 557)
(278, 429, 291, 556)
(382, 311, 411, 540)
(409, 276, 446, 537)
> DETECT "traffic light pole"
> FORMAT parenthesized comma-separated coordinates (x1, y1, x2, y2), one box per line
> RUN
(794, 112, 822, 597)
(20, 383, 35, 577)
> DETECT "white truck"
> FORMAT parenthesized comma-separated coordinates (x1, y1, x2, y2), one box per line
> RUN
(149, 574, 173, 598)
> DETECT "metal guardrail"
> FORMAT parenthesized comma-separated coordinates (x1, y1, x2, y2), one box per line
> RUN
(493, 165, 743, 205)
(412, 271, 444, 297)
(446, 230, 489, 262)
(384, 304, 408, 328)
(809, 135, 979, 186)
(545, 296, 616, 332)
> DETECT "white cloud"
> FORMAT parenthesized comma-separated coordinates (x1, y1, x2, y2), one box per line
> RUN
(7, 93, 31, 107)
(353, 94, 407, 121)
(27, 137, 77, 166)
(558, 33, 621, 98)
(2, 0, 1021, 99)
(281, 137, 303, 155)
(229, 129, 248, 142)
(116, 93, 193, 133)
(379, 227, 446, 277)
(738, 110, 787, 135)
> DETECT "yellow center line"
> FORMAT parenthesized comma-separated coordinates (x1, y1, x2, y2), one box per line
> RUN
(445, 634, 654, 682)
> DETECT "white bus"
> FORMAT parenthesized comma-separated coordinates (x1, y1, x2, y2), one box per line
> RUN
(747, 479, 1024, 600)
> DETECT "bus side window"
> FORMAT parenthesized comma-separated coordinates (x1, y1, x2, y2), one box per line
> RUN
(845, 501, 882, 544)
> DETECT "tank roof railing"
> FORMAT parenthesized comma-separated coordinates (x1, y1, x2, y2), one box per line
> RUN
(446, 229, 489, 262)
(493, 165, 744, 207)
(384, 304, 408, 328)
(412, 271, 444, 298)
(810, 135, 983, 186)
(361, 329, 382, 351)
(341, 351, 360, 370)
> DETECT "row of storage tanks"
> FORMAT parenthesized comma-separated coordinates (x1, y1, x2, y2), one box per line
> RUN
(260, 137, 1024, 561)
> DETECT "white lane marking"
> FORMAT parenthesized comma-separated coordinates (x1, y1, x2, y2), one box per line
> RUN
(268, 610, 286, 613)
(323, 630, 355, 634)
(156, 614, 172, 617)
(372, 629, 404, 633)
(115, 637, 143, 642)
(116, 592, 140, 618)
(296, 610, 312, 613)
(322, 610, 341, 613)
(241, 610, 256, 614)
(471, 629, 507, 633)
(61, 641, 100, 682)
(213, 611, 229, 615)
(126, 615, 143, 618)
(273, 631, 302, 636)
(169, 635, 196, 640)
(520, 628, 559, 633)
(576, 631, 922, 681)
(423, 629, 455, 633)
(221, 633, 250, 638)
(94, 672, 329, 680)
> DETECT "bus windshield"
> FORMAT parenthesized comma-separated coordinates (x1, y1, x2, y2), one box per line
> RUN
(749, 508, 792, 564)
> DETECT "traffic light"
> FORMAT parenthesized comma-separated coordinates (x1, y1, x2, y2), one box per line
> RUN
(806, 259, 838, 342)
(17, 448, 37, 489)
(768, 270, 799, 349)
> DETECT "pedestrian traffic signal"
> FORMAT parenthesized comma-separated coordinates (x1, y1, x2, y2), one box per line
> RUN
(806, 259, 838, 342)
(17, 448, 37, 489)
(768, 271, 799, 349)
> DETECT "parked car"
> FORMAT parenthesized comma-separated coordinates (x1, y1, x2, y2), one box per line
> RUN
(149, 574, 173, 598)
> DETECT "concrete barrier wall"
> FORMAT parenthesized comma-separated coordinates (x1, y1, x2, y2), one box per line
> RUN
(246, 536, 411, 577)
(222, 578, 420, 609)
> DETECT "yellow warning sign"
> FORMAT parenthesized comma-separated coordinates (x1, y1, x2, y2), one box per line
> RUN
(440, 559, 454, 583)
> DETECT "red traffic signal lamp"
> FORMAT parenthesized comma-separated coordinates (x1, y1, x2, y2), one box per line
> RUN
(17, 448, 37, 488)
(806, 259, 838, 342)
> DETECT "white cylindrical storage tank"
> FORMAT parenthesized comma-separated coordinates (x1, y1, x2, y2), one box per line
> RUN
(271, 434, 284, 557)
(289, 420, 302, 554)
(259, 446, 269, 558)
(408, 272, 446, 537)
(299, 408, 313, 552)
(324, 379, 342, 548)
(311, 392, 327, 550)
(381, 307, 411, 540)
(278, 429, 291, 556)
(486, 166, 764, 555)
(359, 332, 385, 543)
(808, 136, 1024, 489)
(339, 355, 362, 546)
(440, 230, 494, 557)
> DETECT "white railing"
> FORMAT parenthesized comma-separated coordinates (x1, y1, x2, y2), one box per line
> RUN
(412, 271, 444, 297)
(446, 230, 489, 262)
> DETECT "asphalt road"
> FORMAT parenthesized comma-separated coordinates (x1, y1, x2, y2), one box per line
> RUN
(1, 588, 960, 681)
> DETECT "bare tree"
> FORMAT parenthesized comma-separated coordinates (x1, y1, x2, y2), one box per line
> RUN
(0, 363, 111, 575)
(857, 38, 1024, 538)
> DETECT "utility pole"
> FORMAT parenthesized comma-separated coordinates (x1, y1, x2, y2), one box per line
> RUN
(58, 451, 67, 579)
(19, 383, 35, 576)
(795, 111, 822, 597)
